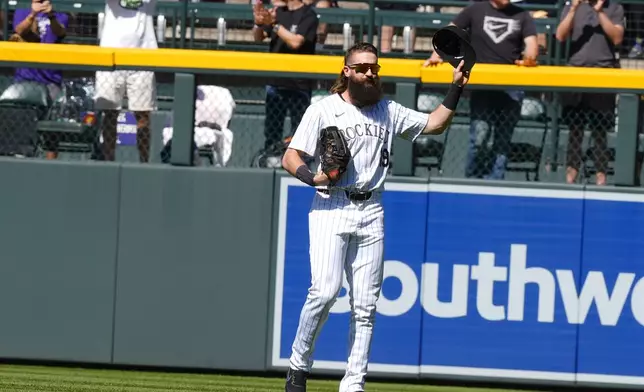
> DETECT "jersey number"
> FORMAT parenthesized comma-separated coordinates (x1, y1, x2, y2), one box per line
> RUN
(380, 147, 390, 167)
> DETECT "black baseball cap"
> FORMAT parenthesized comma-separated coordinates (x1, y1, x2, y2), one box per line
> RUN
(432, 25, 477, 72)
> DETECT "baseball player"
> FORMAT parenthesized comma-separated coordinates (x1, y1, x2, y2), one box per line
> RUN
(281, 42, 469, 392)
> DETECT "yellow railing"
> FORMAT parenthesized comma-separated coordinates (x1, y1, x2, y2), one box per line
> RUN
(2, 42, 643, 90)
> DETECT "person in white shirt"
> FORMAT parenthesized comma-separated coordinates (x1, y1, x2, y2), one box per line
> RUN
(94, 0, 158, 162)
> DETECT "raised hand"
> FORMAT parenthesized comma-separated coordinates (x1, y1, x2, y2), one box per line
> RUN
(253, 2, 267, 25)
(592, 0, 605, 12)
(42, 0, 53, 15)
(452, 60, 469, 87)
(31, 0, 47, 14)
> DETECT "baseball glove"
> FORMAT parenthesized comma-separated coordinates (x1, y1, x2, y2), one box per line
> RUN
(319, 126, 351, 185)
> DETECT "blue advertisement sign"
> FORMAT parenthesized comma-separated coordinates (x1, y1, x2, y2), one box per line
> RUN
(79, 111, 137, 146)
(576, 192, 644, 386)
(420, 184, 583, 382)
(271, 177, 644, 387)
(117, 112, 137, 146)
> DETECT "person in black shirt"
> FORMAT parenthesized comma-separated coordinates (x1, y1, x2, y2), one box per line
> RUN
(424, 0, 538, 180)
(253, 0, 319, 150)
(555, 0, 624, 186)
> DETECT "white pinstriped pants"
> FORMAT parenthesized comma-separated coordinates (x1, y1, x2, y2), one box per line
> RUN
(289, 189, 385, 392)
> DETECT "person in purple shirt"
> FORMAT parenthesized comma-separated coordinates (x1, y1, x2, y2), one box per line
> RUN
(4, 0, 69, 159)
(12, 0, 68, 103)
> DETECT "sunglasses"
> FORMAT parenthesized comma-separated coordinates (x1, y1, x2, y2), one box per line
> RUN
(346, 63, 381, 75)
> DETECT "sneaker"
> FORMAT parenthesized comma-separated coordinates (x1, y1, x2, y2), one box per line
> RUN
(628, 38, 643, 59)
(285, 367, 308, 392)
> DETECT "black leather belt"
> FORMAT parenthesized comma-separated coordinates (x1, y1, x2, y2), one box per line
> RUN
(318, 188, 373, 201)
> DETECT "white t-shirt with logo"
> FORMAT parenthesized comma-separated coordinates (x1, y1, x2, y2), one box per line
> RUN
(100, 0, 158, 49)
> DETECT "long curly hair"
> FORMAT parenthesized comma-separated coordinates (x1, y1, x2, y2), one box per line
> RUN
(329, 42, 378, 94)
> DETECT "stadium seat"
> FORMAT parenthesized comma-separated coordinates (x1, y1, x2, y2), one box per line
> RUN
(414, 92, 550, 180)
(414, 92, 450, 175)
(43, 78, 102, 159)
(0, 81, 50, 157)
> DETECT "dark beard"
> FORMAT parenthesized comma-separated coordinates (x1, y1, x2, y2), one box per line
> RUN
(347, 77, 383, 107)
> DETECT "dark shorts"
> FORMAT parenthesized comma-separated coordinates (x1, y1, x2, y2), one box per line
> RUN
(561, 92, 616, 131)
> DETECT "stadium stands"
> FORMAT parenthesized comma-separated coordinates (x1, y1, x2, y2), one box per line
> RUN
(0, 0, 642, 184)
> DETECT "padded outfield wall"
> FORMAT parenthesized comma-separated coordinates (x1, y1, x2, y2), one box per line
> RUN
(0, 160, 643, 390)
(269, 172, 644, 390)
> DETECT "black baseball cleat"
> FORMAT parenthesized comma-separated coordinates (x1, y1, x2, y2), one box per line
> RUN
(285, 367, 308, 392)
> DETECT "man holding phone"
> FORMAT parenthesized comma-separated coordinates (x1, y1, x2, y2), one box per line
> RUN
(7, 0, 68, 159)
(555, 0, 624, 185)
(12, 0, 68, 102)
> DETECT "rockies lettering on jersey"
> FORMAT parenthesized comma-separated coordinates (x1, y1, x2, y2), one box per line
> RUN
(288, 93, 429, 192)
(342, 123, 386, 140)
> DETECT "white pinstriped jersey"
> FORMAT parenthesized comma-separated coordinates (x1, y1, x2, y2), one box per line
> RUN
(288, 93, 429, 192)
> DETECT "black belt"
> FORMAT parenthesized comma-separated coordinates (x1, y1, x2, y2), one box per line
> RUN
(318, 188, 373, 201)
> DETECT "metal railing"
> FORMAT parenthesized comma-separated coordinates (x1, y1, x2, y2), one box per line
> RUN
(1, 0, 643, 64)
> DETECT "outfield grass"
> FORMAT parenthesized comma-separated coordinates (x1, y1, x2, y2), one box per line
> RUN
(0, 364, 542, 392)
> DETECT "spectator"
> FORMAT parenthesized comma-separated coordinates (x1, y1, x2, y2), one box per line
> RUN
(252, 0, 318, 150)
(7, 0, 68, 160)
(12, 0, 68, 104)
(555, 0, 624, 185)
(424, 0, 538, 180)
(94, 0, 158, 163)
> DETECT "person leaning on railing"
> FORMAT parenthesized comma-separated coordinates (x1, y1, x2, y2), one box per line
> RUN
(423, 0, 539, 180)
(93, 0, 158, 163)
(555, 0, 624, 186)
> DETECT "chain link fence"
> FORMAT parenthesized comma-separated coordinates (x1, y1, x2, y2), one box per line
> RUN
(160, 75, 399, 169)
(0, 64, 637, 187)
(624, 1, 644, 63)
(0, 67, 178, 163)
(415, 86, 629, 185)
(0, 70, 97, 160)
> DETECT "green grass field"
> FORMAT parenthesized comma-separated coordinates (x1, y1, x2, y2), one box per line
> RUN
(0, 364, 544, 392)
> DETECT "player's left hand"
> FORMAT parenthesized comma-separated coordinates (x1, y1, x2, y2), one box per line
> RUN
(314, 171, 330, 186)
(452, 60, 469, 87)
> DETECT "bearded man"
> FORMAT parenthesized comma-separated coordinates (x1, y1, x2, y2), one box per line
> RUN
(280, 41, 470, 392)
